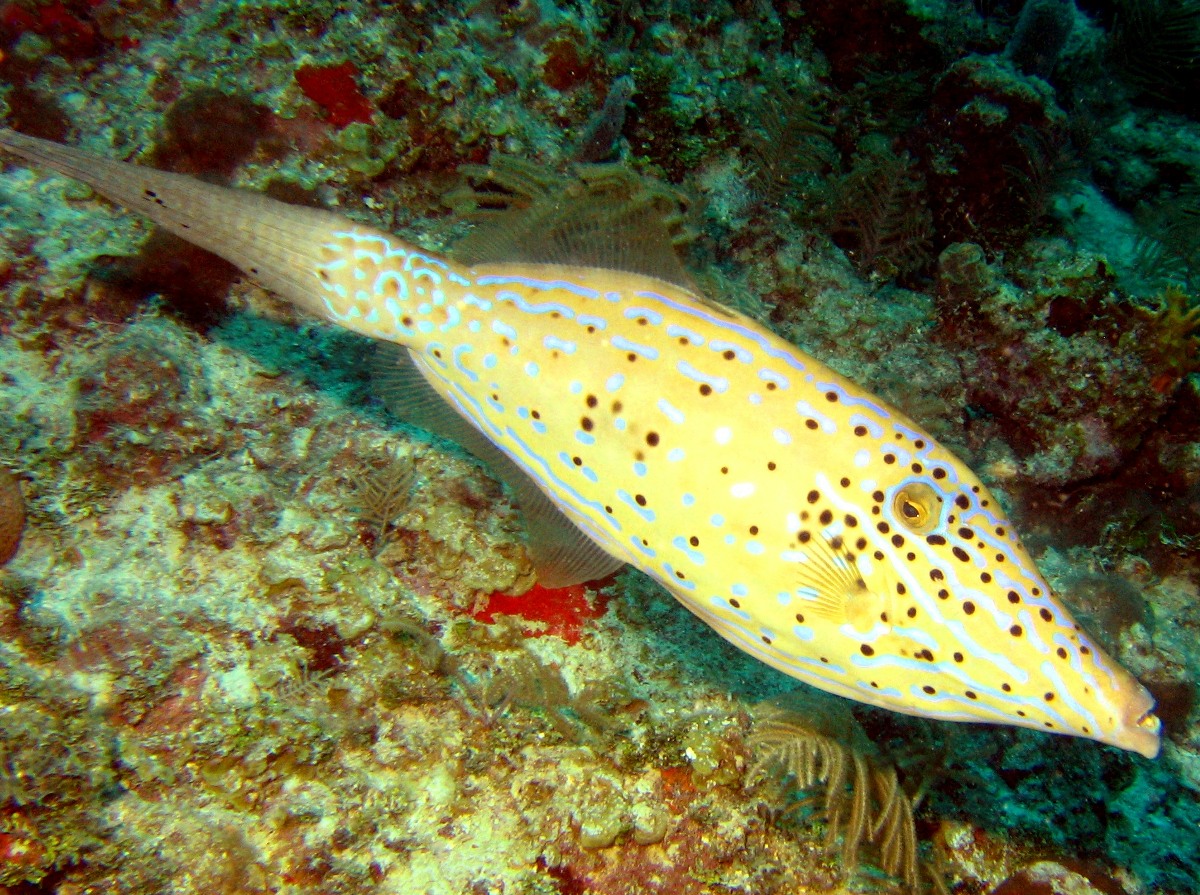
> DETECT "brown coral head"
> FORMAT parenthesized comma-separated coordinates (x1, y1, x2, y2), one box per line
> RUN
(0, 468, 25, 565)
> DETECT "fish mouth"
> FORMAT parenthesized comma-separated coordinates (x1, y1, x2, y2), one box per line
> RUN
(1113, 689, 1162, 759)
(1126, 708, 1163, 759)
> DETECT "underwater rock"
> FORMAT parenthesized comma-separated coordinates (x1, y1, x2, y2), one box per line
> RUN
(0, 467, 23, 565)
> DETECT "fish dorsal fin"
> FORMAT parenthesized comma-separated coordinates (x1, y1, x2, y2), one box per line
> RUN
(446, 154, 697, 291)
(373, 344, 625, 588)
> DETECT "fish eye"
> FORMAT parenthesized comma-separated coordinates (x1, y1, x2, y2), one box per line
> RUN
(892, 482, 941, 534)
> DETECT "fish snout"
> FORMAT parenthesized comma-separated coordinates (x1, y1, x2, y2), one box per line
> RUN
(1102, 674, 1162, 759)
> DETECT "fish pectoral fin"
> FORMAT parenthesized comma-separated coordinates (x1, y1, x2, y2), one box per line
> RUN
(794, 534, 881, 631)
(374, 344, 625, 588)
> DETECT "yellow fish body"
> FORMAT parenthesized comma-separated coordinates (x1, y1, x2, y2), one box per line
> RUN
(0, 129, 1162, 758)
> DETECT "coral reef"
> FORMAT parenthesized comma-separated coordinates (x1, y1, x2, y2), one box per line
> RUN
(0, 0, 1198, 893)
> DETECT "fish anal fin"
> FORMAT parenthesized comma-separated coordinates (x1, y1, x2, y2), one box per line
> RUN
(373, 344, 625, 588)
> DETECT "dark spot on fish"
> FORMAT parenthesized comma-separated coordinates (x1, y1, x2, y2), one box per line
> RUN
(907, 606, 917, 619)
(872, 490, 885, 503)
(923, 685, 936, 694)
(749, 525, 759, 535)
(877, 521, 890, 534)
(915, 440, 925, 449)
(612, 401, 623, 413)
(722, 349, 735, 360)
(932, 467, 946, 479)
(795, 612, 805, 623)
(762, 635, 772, 644)
(825, 391, 838, 402)
(689, 536, 699, 547)
(855, 537, 867, 550)
(963, 601, 976, 615)
(861, 644, 875, 656)
(627, 353, 637, 362)
(1007, 591, 1020, 604)
(1080, 645, 1091, 656)
(1044, 692, 1055, 702)
(572, 456, 582, 466)
(883, 454, 896, 464)
(581, 416, 594, 431)
(966, 690, 977, 699)
(798, 531, 812, 543)
(952, 546, 970, 562)
(840, 477, 850, 487)
(604, 505, 613, 514)
(646, 432, 659, 446)
(1039, 608, 1053, 622)
(854, 425, 868, 437)
(805, 419, 819, 430)
(768, 461, 777, 471)
(930, 568, 944, 581)
(955, 494, 970, 510)
(1010, 625, 1022, 637)
(820, 510, 833, 525)
(845, 514, 858, 527)
(720, 466, 728, 475)
(586, 394, 598, 408)
(927, 534, 946, 546)
(980, 572, 992, 584)
(891, 534, 904, 547)
(699, 384, 712, 396)
(807, 490, 820, 503)
(911, 463, 923, 473)
(531, 410, 541, 419)
(958, 527, 975, 539)
(634, 494, 646, 506)
(766, 382, 777, 390)
(1056, 647, 1068, 659)
(953, 652, 964, 663)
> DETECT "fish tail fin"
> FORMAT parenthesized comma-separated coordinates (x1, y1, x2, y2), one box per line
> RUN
(0, 128, 389, 327)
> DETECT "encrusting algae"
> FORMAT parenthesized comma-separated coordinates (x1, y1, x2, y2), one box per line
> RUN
(0, 128, 1162, 759)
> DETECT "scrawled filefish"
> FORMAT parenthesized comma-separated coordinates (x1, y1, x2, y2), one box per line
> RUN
(0, 128, 1161, 758)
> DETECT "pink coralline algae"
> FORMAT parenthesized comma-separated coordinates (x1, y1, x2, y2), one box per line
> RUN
(295, 61, 375, 129)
